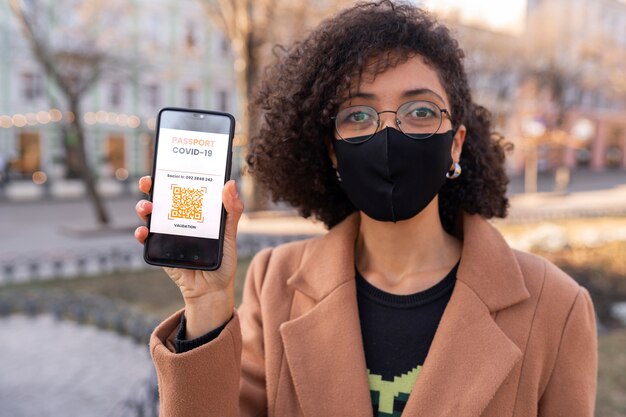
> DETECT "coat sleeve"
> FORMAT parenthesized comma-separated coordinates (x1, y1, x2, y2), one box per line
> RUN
(150, 247, 273, 417)
(538, 286, 598, 417)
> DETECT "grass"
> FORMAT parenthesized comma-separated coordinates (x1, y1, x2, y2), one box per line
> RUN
(598, 329, 626, 417)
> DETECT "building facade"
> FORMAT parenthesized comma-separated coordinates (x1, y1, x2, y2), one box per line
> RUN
(432, 0, 626, 174)
(0, 0, 237, 199)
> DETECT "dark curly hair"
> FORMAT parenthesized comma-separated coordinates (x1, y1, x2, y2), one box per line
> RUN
(247, 0, 510, 231)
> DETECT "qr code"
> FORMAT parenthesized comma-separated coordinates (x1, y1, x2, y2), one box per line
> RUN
(168, 185, 206, 222)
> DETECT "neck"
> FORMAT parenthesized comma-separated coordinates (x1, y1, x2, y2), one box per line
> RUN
(355, 197, 462, 293)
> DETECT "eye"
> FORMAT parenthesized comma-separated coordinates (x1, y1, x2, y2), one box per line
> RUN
(408, 106, 437, 119)
(344, 110, 373, 124)
(399, 100, 442, 122)
(334, 105, 378, 140)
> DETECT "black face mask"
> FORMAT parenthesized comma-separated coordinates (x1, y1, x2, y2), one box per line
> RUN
(333, 127, 454, 222)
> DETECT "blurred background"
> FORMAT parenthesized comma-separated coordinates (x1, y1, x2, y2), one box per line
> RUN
(0, 0, 624, 416)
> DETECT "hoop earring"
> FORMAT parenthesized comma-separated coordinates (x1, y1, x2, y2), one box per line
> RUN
(446, 162, 462, 179)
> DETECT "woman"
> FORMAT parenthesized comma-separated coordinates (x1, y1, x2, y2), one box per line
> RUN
(135, 2, 597, 416)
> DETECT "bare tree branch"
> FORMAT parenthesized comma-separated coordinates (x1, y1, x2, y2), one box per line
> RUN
(9, 0, 132, 225)
(198, 0, 354, 210)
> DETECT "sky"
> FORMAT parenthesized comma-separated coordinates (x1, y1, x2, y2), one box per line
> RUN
(422, 0, 527, 34)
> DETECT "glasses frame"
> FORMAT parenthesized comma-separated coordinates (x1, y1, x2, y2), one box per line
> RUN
(331, 100, 452, 144)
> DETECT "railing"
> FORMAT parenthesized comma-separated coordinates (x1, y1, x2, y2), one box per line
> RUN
(0, 232, 319, 284)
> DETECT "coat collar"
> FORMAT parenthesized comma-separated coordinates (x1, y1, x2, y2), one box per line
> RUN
(285, 211, 361, 302)
(286, 211, 530, 312)
(280, 212, 530, 416)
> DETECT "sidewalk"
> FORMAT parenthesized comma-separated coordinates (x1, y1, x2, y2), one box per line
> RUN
(0, 314, 156, 416)
(505, 185, 626, 223)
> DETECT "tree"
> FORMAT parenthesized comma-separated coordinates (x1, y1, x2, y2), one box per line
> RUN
(201, 0, 353, 210)
(10, 0, 129, 225)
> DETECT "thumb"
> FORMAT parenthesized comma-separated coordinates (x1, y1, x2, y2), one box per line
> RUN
(222, 180, 244, 241)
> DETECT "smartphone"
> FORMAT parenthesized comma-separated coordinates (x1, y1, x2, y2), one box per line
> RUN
(144, 107, 235, 270)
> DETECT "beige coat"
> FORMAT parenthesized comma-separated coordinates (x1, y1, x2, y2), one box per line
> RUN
(151, 212, 598, 416)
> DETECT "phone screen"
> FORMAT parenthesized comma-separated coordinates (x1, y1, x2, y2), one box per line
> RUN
(144, 108, 234, 270)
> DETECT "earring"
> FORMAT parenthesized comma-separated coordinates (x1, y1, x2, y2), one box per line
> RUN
(446, 162, 462, 179)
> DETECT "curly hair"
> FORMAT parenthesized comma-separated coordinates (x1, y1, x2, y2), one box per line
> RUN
(247, 0, 510, 231)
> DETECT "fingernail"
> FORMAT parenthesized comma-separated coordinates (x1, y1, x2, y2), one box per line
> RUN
(229, 182, 238, 198)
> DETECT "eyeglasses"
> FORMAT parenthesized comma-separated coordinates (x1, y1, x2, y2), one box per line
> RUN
(332, 100, 452, 144)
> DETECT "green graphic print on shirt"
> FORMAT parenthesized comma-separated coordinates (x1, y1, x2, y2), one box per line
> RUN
(368, 365, 422, 416)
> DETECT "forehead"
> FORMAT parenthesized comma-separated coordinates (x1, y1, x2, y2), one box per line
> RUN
(345, 54, 449, 107)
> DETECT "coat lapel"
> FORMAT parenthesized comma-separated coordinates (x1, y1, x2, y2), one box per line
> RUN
(402, 281, 523, 416)
(280, 213, 373, 416)
(280, 212, 530, 417)
(280, 279, 373, 416)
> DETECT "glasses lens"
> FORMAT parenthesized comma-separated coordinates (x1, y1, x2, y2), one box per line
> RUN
(397, 101, 443, 139)
(335, 106, 378, 143)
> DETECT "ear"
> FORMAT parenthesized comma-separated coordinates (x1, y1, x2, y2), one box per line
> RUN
(451, 124, 466, 165)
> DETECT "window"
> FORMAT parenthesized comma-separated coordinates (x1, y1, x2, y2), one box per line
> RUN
(218, 90, 229, 112)
(142, 134, 155, 173)
(110, 82, 123, 107)
(185, 87, 198, 108)
(185, 21, 197, 49)
(143, 12, 165, 51)
(16, 132, 41, 175)
(606, 129, 624, 168)
(21, 72, 42, 101)
(145, 84, 160, 108)
(220, 34, 230, 55)
(104, 134, 126, 179)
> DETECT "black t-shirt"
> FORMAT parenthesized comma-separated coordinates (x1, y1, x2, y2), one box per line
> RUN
(356, 262, 458, 416)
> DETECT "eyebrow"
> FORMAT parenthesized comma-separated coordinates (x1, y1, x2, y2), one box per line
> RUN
(349, 88, 447, 106)
(402, 88, 446, 103)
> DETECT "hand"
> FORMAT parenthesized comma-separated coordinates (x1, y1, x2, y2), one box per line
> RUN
(134, 176, 244, 337)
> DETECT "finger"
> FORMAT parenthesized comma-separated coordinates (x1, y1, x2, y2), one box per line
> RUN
(135, 199, 153, 223)
(138, 176, 152, 195)
(222, 180, 244, 240)
(134, 226, 148, 244)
